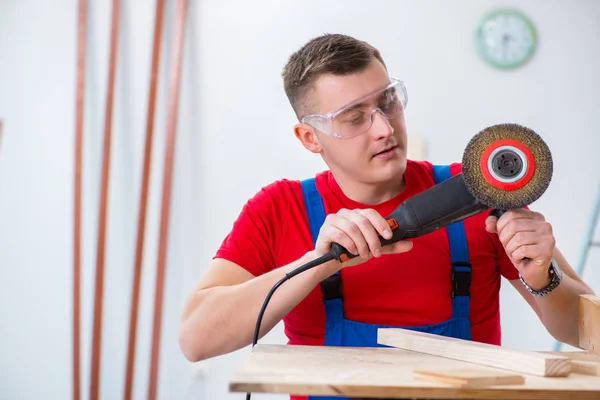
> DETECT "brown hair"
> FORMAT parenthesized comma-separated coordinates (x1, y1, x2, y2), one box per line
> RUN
(282, 33, 386, 120)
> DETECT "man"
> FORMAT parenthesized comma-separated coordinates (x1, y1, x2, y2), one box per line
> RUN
(178, 33, 594, 398)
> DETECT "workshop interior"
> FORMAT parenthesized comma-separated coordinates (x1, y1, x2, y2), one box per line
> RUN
(0, 1, 599, 400)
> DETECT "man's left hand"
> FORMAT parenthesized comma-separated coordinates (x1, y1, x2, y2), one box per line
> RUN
(485, 209, 556, 290)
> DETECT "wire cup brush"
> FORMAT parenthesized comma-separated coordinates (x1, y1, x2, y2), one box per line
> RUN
(462, 123, 553, 218)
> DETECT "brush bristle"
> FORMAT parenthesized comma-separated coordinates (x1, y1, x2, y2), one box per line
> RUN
(462, 123, 553, 210)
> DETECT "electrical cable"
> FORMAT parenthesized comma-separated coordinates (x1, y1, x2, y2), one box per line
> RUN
(245, 251, 338, 400)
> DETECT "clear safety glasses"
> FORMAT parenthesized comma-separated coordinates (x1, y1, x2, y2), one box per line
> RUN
(301, 78, 407, 139)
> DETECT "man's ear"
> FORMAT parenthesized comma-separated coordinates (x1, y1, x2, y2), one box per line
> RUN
(294, 123, 322, 154)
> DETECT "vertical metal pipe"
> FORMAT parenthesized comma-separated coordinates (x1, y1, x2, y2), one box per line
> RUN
(73, 0, 87, 399)
(148, 0, 187, 398)
(124, 1, 165, 399)
(90, 0, 120, 398)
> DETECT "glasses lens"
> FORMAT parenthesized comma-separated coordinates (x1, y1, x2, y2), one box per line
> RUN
(332, 81, 406, 138)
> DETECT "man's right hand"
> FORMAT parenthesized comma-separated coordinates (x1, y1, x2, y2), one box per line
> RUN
(315, 208, 413, 268)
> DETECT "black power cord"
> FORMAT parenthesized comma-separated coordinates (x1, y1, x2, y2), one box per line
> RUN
(245, 251, 339, 400)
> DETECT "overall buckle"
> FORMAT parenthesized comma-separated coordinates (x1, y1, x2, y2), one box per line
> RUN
(451, 262, 471, 298)
(320, 273, 342, 301)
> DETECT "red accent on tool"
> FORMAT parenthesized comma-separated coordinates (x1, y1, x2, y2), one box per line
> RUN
(479, 139, 535, 191)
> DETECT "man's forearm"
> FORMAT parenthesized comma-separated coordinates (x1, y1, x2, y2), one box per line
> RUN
(179, 251, 339, 362)
(534, 275, 594, 348)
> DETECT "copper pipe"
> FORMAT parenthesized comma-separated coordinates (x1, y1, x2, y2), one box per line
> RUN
(148, 0, 187, 398)
(90, 0, 120, 399)
(73, 0, 87, 399)
(123, 0, 165, 399)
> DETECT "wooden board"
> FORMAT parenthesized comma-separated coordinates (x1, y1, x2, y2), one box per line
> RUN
(413, 369, 525, 388)
(579, 294, 600, 356)
(543, 351, 600, 376)
(229, 344, 600, 399)
(572, 361, 600, 376)
(378, 328, 571, 377)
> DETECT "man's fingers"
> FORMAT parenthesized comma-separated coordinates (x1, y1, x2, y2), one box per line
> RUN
(381, 240, 413, 255)
(498, 218, 537, 246)
(347, 210, 385, 257)
(320, 208, 411, 261)
(320, 224, 358, 256)
(485, 215, 498, 233)
(496, 209, 543, 232)
(504, 231, 538, 255)
(327, 214, 370, 258)
(359, 209, 393, 239)
(336, 209, 385, 258)
(511, 243, 546, 264)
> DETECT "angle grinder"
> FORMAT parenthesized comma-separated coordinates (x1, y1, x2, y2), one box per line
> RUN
(330, 122, 553, 262)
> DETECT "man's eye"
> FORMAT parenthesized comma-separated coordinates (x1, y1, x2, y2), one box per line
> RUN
(343, 113, 367, 125)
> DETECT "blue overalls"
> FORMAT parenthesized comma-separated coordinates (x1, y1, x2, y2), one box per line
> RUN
(300, 165, 472, 400)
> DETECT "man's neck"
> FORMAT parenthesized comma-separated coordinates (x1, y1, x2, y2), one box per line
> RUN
(334, 173, 406, 205)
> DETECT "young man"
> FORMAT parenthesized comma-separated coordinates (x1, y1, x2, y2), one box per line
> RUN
(178, 33, 594, 392)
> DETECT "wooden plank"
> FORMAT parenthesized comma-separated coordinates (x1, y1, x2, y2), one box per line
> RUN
(378, 328, 571, 377)
(542, 352, 600, 376)
(545, 351, 600, 362)
(229, 344, 600, 399)
(413, 369, 525, 388)
(579, 294, 600, 356)
(573, 361, 600, 376)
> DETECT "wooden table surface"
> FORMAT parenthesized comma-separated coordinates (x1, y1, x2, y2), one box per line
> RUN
(229, 344, 600, 399)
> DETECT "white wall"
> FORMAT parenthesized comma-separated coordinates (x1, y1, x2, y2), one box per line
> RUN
(1, 1, 599, 399)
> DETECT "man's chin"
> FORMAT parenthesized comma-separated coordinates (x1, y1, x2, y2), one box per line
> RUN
(369, 158, 407, 184)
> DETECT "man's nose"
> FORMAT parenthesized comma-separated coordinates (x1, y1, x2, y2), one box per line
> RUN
(369, 109, 394, 138)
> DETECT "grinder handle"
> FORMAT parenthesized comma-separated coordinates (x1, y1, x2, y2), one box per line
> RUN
(489, 209, 505, 219)
(330, 218, 403, 263)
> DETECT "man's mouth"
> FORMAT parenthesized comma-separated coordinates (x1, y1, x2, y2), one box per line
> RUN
(373, 145, 398, 158)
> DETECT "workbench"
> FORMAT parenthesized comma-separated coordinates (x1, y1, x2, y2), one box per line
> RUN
(230, 294, 600, 399)
(229, 337, 600, 399)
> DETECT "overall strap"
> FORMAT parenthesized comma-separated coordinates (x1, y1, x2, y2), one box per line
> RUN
(431, 165, 471, 320)
(300, 178, 344, 317)
(301, 178, 326, 246)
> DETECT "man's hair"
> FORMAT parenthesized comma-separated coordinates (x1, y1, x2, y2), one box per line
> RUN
(282, 33, 387, 120)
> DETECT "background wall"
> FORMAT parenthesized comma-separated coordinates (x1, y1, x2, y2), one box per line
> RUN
(1, 0, 599, 399)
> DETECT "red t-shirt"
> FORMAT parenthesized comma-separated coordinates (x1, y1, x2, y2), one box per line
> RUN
(215, 159, 519, 348)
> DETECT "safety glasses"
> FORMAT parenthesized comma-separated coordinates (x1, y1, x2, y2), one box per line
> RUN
(301, 78, 407, 139)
